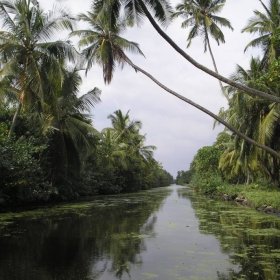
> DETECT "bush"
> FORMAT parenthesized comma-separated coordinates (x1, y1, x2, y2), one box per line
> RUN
(0, 124, 49, 204)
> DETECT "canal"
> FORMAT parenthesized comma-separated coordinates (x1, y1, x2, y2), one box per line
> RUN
(0, 185, 280, 280)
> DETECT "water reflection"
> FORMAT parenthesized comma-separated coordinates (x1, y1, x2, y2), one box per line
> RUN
(178, 187, 280, 280)
(0, 188, 171, 280)
(1, 186, 280, 280)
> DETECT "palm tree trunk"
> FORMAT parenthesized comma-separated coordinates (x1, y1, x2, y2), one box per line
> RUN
(123, 57, 280, 160)
(246, 167, 250, 185)
(205, 33, 229, 103)
(271, 155, 279, 187)
(8, 101, 22, 137)
(137, 0, 280, 104)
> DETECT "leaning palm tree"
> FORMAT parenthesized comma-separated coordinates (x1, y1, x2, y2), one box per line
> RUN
(172, 0, 233, 101)
(0, 0, 77, 136)
(71, 5, 280, 160)
(92, 0, 280, 104)
(242, 0, 280, 66)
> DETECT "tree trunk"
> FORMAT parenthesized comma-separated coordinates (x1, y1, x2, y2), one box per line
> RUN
(138, 0, 280, 104)
(246, 167, 250, 185)
(271, 155, 279, 187)
(205, 33, 229, 103)
(123, 56, 280, 160)
(8, 102, 22, 137)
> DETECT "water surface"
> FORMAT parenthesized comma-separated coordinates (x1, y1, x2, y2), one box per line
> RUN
(0, 185, 280, 280)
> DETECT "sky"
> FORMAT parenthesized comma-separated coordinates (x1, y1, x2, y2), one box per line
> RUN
(40, 0, 264, 177)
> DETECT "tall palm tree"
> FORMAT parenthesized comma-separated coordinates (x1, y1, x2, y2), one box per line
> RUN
(71, 5, 280, 160)
(172, 0, 233, 101)
(0, 0, 77, 135)
(242, 0, 280, 65)
(45, 67, 101, 182)
(70, 12, 144, 84)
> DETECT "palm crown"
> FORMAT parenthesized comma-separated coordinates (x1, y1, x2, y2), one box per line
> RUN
(0, 0, 77, 134)
(172, 0, 233, 51)
(71, 10, 144, 84)
(242, 0, 280, 65)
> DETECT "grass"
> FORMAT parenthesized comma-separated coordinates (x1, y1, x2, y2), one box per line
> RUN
(216, 184, 280, 210)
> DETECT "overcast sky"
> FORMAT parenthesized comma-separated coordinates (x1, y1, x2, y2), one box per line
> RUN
(40, 0, 263, 177)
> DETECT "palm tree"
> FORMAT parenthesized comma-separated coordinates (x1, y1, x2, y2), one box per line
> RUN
(93, 0, 280, 104)
(242, 0, 280, 65)
(71, 5, 280, 160)
(218, 57, 280, 185)
(45, 67, 101, 183)
(107, 110, 142, 142)
(70, 12, 144, 84)
(172, 0, 233, 101)
(0, 0, 77, 135)
(132, 134, 156, 162)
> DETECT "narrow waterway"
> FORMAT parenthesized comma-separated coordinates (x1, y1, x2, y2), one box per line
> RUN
(0, 185, 280, 280)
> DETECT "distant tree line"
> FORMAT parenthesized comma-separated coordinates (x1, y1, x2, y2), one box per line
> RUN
(0, 103, 173, 205)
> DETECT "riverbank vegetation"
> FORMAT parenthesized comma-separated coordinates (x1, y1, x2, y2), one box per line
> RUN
(176, 0, 280, 210)
(0, 0, 175, 208)
(1, 0, 280, 207)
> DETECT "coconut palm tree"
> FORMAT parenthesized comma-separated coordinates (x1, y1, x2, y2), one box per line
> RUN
(0, 0, 77, 135)
(70, 12, 144, 84)
(71, 5, 280, 160)
(107, 110, 142, 142)
(242, 0, 280, 65)
(132, 134, 156, 162)
(45, 67, 101, 183)
(92, 0, 280, 104)
(218, 57, 280, 185)
(172, 0, 233, 101)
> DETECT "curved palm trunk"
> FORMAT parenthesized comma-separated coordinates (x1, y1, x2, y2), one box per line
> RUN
(123, 57, 280, 159)
(205, 32, 229, 103)
(138, 0, 280, 104)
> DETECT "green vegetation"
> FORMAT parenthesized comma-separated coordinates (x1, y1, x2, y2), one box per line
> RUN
(0, 0, 173, 207)
(172, 0, 233, 100)
(1, 0, 280, 209)
(181, 187, 280, 280)
(176, 0, 280, 211)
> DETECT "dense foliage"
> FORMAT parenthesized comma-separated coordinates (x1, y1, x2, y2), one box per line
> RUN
(1, 0, 280, 205)
(177, 0, 280, 193)
(0, 0, 173, 207)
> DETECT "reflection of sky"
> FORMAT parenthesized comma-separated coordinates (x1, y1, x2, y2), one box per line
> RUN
(40, 0, 264, 177)
(129, 186, 238, 280)
(90, 186, 239, 280)
(1, 186, 280, 279)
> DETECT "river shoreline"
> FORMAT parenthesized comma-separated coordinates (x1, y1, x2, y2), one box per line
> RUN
(219, 192, 280, 217)
(187, 183, 280, 217)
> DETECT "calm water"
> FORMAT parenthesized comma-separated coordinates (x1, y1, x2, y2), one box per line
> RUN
(0, 185, 280, 280)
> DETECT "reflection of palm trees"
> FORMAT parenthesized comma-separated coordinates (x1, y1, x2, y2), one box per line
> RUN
(182, 188, 280, 280)
(0, 189, 172, 280)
